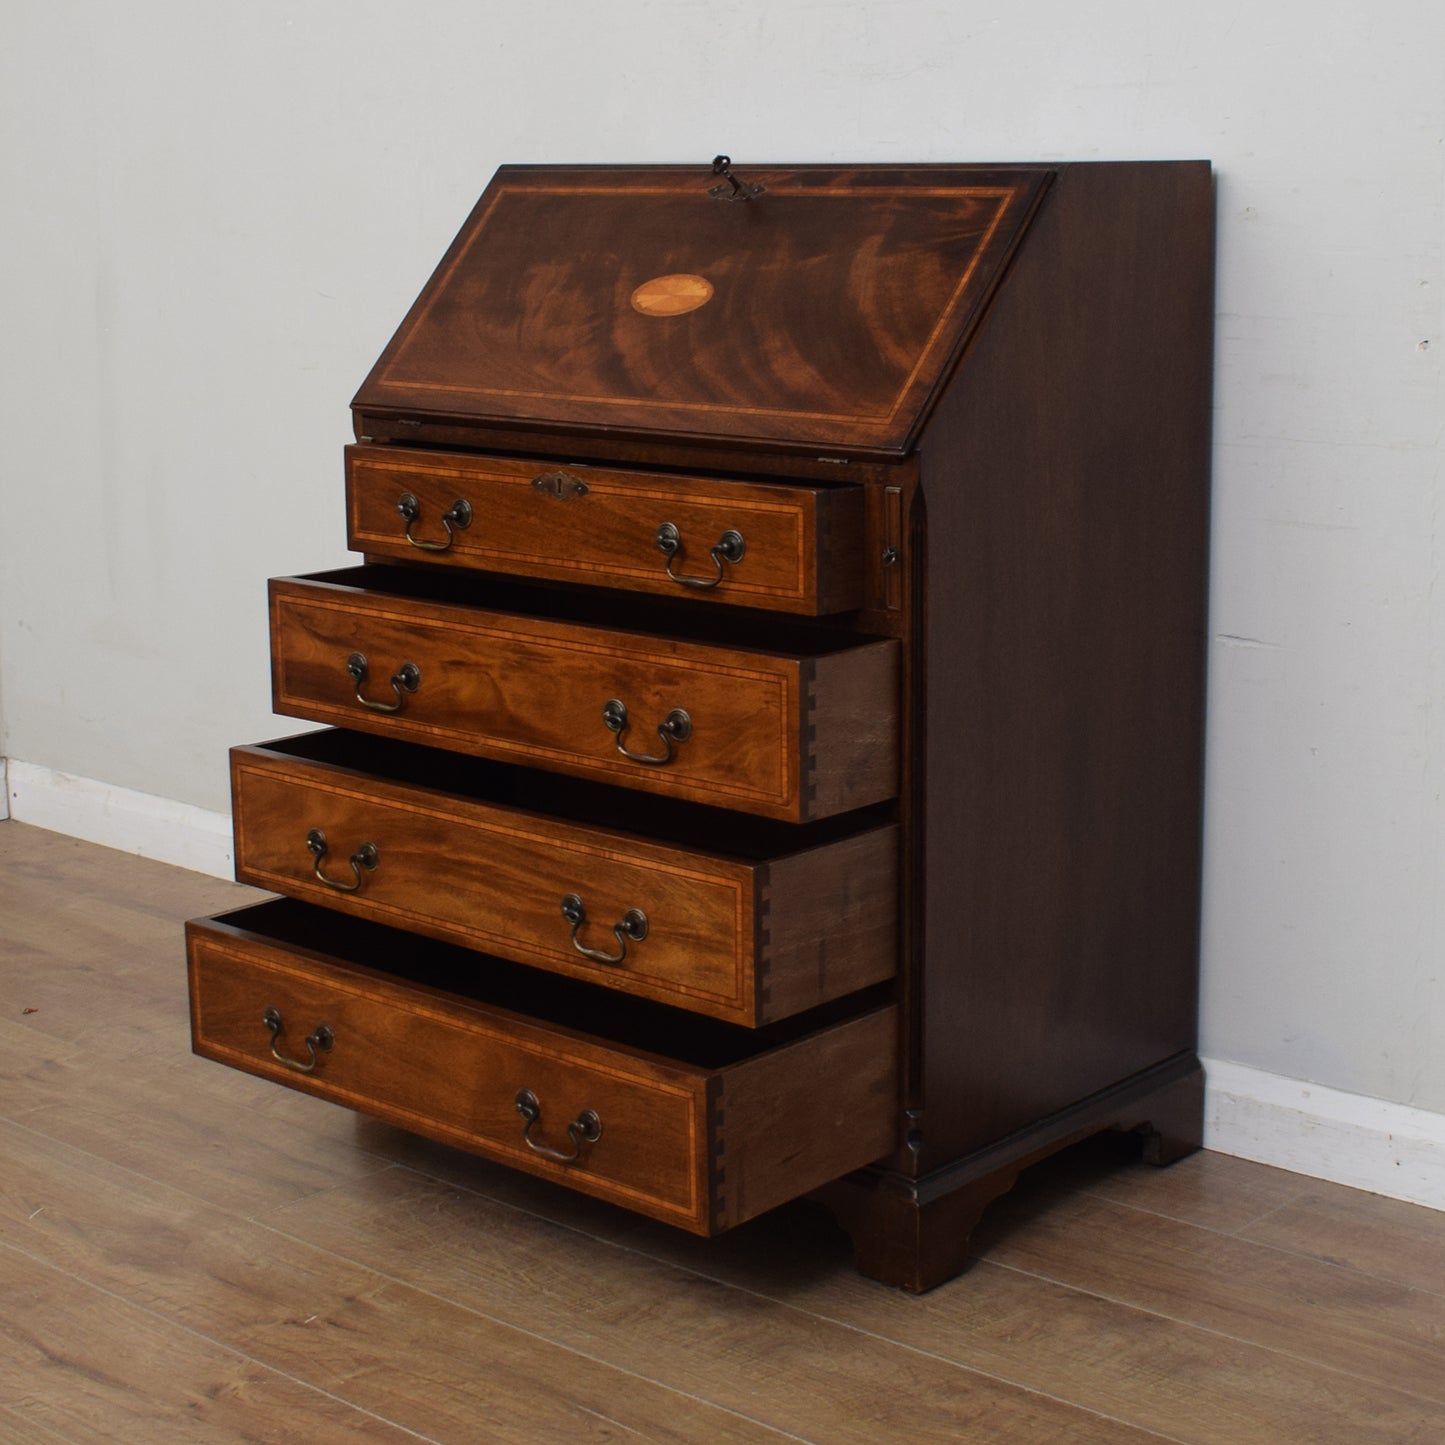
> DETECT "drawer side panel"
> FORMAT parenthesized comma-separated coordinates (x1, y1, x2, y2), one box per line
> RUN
(804, 641, 901, 818)
(759, 825, 900, 1020)
(710, 1006, 899, 1231)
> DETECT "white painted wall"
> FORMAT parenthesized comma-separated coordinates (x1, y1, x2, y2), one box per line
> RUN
(2, 3, 1442, 1126)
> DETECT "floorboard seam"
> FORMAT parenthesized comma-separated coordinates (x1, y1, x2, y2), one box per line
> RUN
(0, 1111, 407, 1221)
(2, 1117, 808, 1440)
(1076, 1182, 1311, 1238)
(606, 1263, 1191, 1443)
(0, 1399, 76, 1444)
(0, 1125, 807, 1441)
(240, 1216, 819, 1445)
(1020, 1184, 1445, 1301)
(0, 1238, 443, 1443)
(279, 1178, 1184, 1445)
(1225, 1231, 1445, 1301)
(981, 1255, 1445, 1411)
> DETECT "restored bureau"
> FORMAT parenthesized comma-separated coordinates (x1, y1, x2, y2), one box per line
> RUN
(187, 160, 1214, 1290)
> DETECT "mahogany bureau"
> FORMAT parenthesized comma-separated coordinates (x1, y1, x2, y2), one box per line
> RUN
(186, 160, 1214, 1290)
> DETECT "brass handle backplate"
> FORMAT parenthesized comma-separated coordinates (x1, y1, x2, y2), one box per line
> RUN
(347, 652, 420, 713)
(262, 1006, 333, 1074)
(306, 828, 378, 893)
(514, 1088, 602, 1164)
(655, 522, 746, 591)
(559, 892, 648, 966)
(397, 492, 472, 552)
(601, 698, 691, 766)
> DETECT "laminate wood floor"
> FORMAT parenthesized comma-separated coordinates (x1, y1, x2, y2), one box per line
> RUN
(2, 819, 1443, 1443)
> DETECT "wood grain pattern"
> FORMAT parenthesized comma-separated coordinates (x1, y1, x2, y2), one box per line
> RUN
(260, 1168, 1165, 1445)
(7, 824, 1445, 1442)
(631, 272, 715, 317)
(186, 901, 899, 1234)
(246, 159, 1213, 1297)
(354, 416, 904, 492)
(0, 1243, 420, 1443)
(999, 1126, 1315, 1235)
(709, 1008, 898, 1231)
(908, 159, 1214, 1167)
(188, 915, 709, 1228)
(1235, 1180, 1445, 1296)
(0, 1405, 67, 1444)
(13, 1049, 401, 1220)
(0, 1018, 84, 1117)
(351, 165, 1049, 456)
(269, 569, 899, 821)
(0, 1122, 790, 1445)
(512, 1163, 1445, 1445)
(805, 640, 902, 818)
(347, 443, 866, 615)
(972, 1187, 1445, 1405)
(230, 736, 898, 1025)
(758, 824, 900, 1022)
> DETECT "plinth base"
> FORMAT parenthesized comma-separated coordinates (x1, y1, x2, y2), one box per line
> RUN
(814, 1053, 1204, 1292)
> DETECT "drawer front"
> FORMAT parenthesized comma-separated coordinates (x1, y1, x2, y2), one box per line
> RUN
(269, 573, 899, 822)
(232, 740, 898, 1025)
(346, 445, 864, 615)
(187, 904, 899, 1234)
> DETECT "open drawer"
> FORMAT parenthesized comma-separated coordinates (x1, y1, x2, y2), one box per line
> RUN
(269, 567, 899, 823)
(346, 444, 865, 615)
(187, 899, 899, 1234)
(231, 731, 898, 1027)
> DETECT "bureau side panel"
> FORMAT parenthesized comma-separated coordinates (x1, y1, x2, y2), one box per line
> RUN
(912, 161, 1214, 1166)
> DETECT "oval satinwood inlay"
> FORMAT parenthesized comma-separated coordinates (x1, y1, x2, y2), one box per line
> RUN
(631, 273, 714, 317)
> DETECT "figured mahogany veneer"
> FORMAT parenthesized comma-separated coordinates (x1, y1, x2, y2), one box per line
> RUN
(187, 902, 898, 1234)
(351, 166, 1050, 457)
(190, 160, 1214, 1292)
(346, 445, 865, 615)
(231, 733, 898, 1026)
(268, 569, 899, 822)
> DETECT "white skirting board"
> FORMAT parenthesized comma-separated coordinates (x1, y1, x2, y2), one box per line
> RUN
(5, 757, 1444, 1213)
(1201, 1056, 1445, 1210)
(6, 759, 233, 880)
(0, 758, 8, 820)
